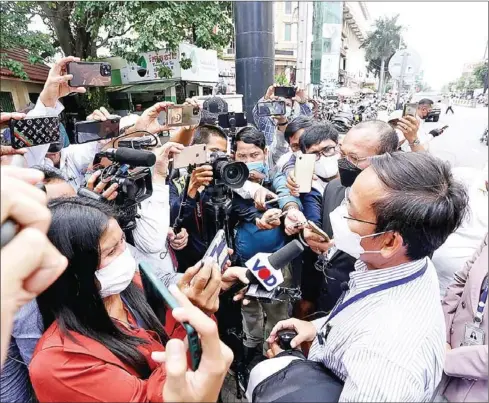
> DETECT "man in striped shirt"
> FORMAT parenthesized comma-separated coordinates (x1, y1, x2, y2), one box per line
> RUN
(264, 152, 469, 402)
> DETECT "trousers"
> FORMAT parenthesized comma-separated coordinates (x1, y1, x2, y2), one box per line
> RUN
(242, 265, 292, 352)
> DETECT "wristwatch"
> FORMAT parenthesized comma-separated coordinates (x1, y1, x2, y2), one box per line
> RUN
(409, 138, 421, 146)
(277, 121, 288, 127)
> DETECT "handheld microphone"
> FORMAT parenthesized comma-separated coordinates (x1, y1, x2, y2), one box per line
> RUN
(99, 148, 156, 167)
(225, 240, 304, 296)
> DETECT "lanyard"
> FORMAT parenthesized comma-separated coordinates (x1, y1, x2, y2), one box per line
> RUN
(318, 262, 428, 342)
(474, 275, 488, 325)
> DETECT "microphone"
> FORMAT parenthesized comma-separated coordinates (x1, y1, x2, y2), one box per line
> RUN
(99, 148, 156, 167)
(225, 240, 304, 295)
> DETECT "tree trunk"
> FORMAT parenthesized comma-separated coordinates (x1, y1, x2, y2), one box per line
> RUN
(378, 57, 386, 96)
(41, 3, 75, 56)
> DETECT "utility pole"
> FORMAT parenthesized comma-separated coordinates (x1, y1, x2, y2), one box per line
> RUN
(234, 1, 274, 120)
(295, 2, 313, 94)
(396, 50, 409, 108)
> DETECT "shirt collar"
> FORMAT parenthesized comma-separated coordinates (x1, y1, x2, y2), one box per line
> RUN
(349, 257, 428, 293)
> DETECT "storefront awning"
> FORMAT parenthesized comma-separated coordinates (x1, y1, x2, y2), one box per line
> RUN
(121, 81, 176, 93)
(105, 85, 134, 92)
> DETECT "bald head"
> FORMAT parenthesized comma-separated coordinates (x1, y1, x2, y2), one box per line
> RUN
(342, 120, 398, 159)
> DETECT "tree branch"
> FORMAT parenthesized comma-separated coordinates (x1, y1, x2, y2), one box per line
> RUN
(96, 24, 135, 48)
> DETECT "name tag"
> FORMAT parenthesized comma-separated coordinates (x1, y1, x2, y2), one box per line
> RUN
(463, 323, 485, 346)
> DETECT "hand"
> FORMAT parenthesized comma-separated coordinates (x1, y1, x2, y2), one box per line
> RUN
(0, 112, 26, 125)
(1, 167, 68, 365)
(1, 113, 28, 161)
(446, 343, 452, 352)
(284, 208, 306, 236)
(188, 165, 213, 198)
(293, 88, 307, 104)
(85, 170, 119, 201)
(221, 266, 250, 304)
(168, 228, 189, 251)
(256, 208, 282, 230)
(152, 141, 185, 179)
(129, 102, 173, 135)
(267, 318, 317, 349)
(253, 187, 278, 211)
(264, 84, 277, 101)
(177, 258, 222, 314)
(397, 116, 420, 144)
(266, 341, 285, 359)
(303, 227, 334, 255)
(39, 56, 86, 108)
(86, 107, 115, 122)
(152, 284, 233, 403)
(249, 169, 266, 182)
(286, 171, 300, 197)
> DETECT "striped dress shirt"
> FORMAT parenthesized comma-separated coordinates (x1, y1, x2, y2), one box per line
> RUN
(308, 257, 446, 402)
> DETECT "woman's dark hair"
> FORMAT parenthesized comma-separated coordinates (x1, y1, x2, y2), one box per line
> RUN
(299, 122, 339, 153)
(370, 152, 469, 260)
(37, 197, 168, 379)
(31, 165, 66, 183)
(284, 116, 315, 144)
(235, 126, 266, 151)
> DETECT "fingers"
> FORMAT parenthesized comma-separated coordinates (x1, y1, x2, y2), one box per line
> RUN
(192, 258, 213, 292)
(101, 183, 118, 201)
(160, 339, 188, 393)
(178, 261, 203, 288)
(268, 319, 298, 343)
(86, 170, 101, 190)
(87, 107, 112, 121)
(1, 227, 67, 295)
(54, 56, 80, 72)
(0, 112, 26, 124)
(1, 166, 44, 184)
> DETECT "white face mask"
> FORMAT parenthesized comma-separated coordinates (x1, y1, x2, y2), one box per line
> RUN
(329, 204, 386, 259)
(293, 150, 302, 158)
(314, 155, 339, 179)
(95, 246, 136, 298)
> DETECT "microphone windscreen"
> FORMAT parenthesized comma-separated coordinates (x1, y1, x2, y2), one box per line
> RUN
(113, 148, 156, 167)
(268, 240, 304, 270)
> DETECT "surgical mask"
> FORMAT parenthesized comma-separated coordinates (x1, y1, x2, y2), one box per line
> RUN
(95, 246, 136, 298)
(338, 157, 362, 188)
(315, 155, 339, 180)
(246, 161, 267, 175)
(329, 204, 386, 259)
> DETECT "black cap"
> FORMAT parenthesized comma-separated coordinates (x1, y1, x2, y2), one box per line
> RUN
(203, 96, 228, 114)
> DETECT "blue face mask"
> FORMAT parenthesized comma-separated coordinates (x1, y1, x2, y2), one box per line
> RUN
(246, 161, 268, 175)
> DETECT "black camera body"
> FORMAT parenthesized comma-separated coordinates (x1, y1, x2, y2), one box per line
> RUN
(208, 151, 249, 190)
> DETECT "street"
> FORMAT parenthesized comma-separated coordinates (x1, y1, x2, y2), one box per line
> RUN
(427, 103, 488, 170)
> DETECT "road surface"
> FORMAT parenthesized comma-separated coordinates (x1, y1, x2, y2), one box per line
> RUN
(427, 103, 488, 170)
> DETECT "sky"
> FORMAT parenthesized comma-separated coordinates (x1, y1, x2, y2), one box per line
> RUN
(367, 1, 488, 90)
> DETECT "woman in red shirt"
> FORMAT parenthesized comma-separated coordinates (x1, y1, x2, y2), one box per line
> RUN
(29, 197, 227, 402)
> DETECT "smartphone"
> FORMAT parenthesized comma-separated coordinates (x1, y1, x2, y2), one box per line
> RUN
(161, 105, 201, 127)
(202, 229, 230, 273)
(274, 86, 296, 98)
(218, 112, 247, 129)
(9, 116, 60, 149)
(257, 101, 286, 117)
(66, 62, 112, 87)
(74, 116, 121, 144)
(265, 210, 287, 224)
(138, 262, 202, 371)
(307, 220, 331, 243)
(403, 103, 418, 117)
(172, 144, 207, 169)
(294, 153, 316, 193)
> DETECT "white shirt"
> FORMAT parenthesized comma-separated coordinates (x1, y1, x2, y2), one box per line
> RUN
(401, 114, 432, 152)
(308, 258, 445, 402)
(432, 166, 488, 298)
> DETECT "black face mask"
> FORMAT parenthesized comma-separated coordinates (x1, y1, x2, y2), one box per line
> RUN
(338, 158, 362, 188)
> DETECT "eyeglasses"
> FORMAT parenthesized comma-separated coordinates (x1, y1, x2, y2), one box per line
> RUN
(341, 188, 377, 225)
(311, 145, 340, 161)
(339, 150, 370, 167)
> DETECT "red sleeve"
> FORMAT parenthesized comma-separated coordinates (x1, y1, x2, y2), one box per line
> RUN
(30, 347, 166, 402)
(164, 310, 218, 340)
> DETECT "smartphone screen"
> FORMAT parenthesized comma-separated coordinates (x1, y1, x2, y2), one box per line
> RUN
(9, 116, 60, 149)
(202, 230, 230, 273)
(274, 86, 296, 98)
(67, 62, 112, 87)
(257, 101, 286, 117)
(138, 262, 202, 370)
(75, 117, 120, 144)
(167, 105, 201, 127)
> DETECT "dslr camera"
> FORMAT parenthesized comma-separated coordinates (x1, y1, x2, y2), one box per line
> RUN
(208, 151, 249, 189)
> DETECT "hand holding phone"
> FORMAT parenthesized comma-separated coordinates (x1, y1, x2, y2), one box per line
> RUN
(257, 101, 286, 117)
(403, 103, 418, 117)
(294, 154, 316, 193)
(151, 284, 233, 403)
(274, 86, 296, 98)
(159, 105, 202, 127)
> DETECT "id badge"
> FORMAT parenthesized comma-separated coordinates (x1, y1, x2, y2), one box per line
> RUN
(463, 323, 485, 346)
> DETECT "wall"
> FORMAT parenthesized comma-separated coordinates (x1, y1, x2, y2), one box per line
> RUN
(0, 79, 44, 110)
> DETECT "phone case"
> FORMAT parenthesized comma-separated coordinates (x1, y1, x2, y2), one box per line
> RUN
(66, 62, 112, 87)
(172, 144, 207, 169)
(74, 117, 121, 144)
(294, 154, 316, 193)
(9, 116, 60, 149)
(307, 220, 331, 242)
(202, 229, 230, 273)
(166, 105, 201, 127)
(403, 103, 417, 117)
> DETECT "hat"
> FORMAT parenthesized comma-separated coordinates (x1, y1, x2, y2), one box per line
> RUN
(203, 96, 228, 114)
(387, 110, 403, 123)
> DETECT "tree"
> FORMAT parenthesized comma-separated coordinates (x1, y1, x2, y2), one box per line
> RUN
(361, 15, 403, 95)
(473, 62, 488, 94)
(2, 1, 233, 74)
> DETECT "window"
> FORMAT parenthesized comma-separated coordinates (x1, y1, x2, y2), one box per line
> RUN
(284, 1, 292, 15)
(284, 23, 292, 41)
(29, 93, 40, 104)
(0, 92, 15, 112)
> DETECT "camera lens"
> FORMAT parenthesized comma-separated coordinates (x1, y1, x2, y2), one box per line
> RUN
(220, 161, 249, 188)
(193, 107, 200, 115)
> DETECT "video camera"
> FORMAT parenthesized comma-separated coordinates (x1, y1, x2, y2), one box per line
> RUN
(80, 148, 155, 231)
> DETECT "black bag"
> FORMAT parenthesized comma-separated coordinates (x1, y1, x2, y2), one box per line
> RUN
(252, 357, 344, 402)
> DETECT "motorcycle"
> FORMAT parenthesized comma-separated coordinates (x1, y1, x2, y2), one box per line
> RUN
(480, 127, 488, 146)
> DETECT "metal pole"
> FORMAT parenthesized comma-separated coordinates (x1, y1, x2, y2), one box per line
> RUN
(234, 1, 274, 121)
(396, 51, 408, 109)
